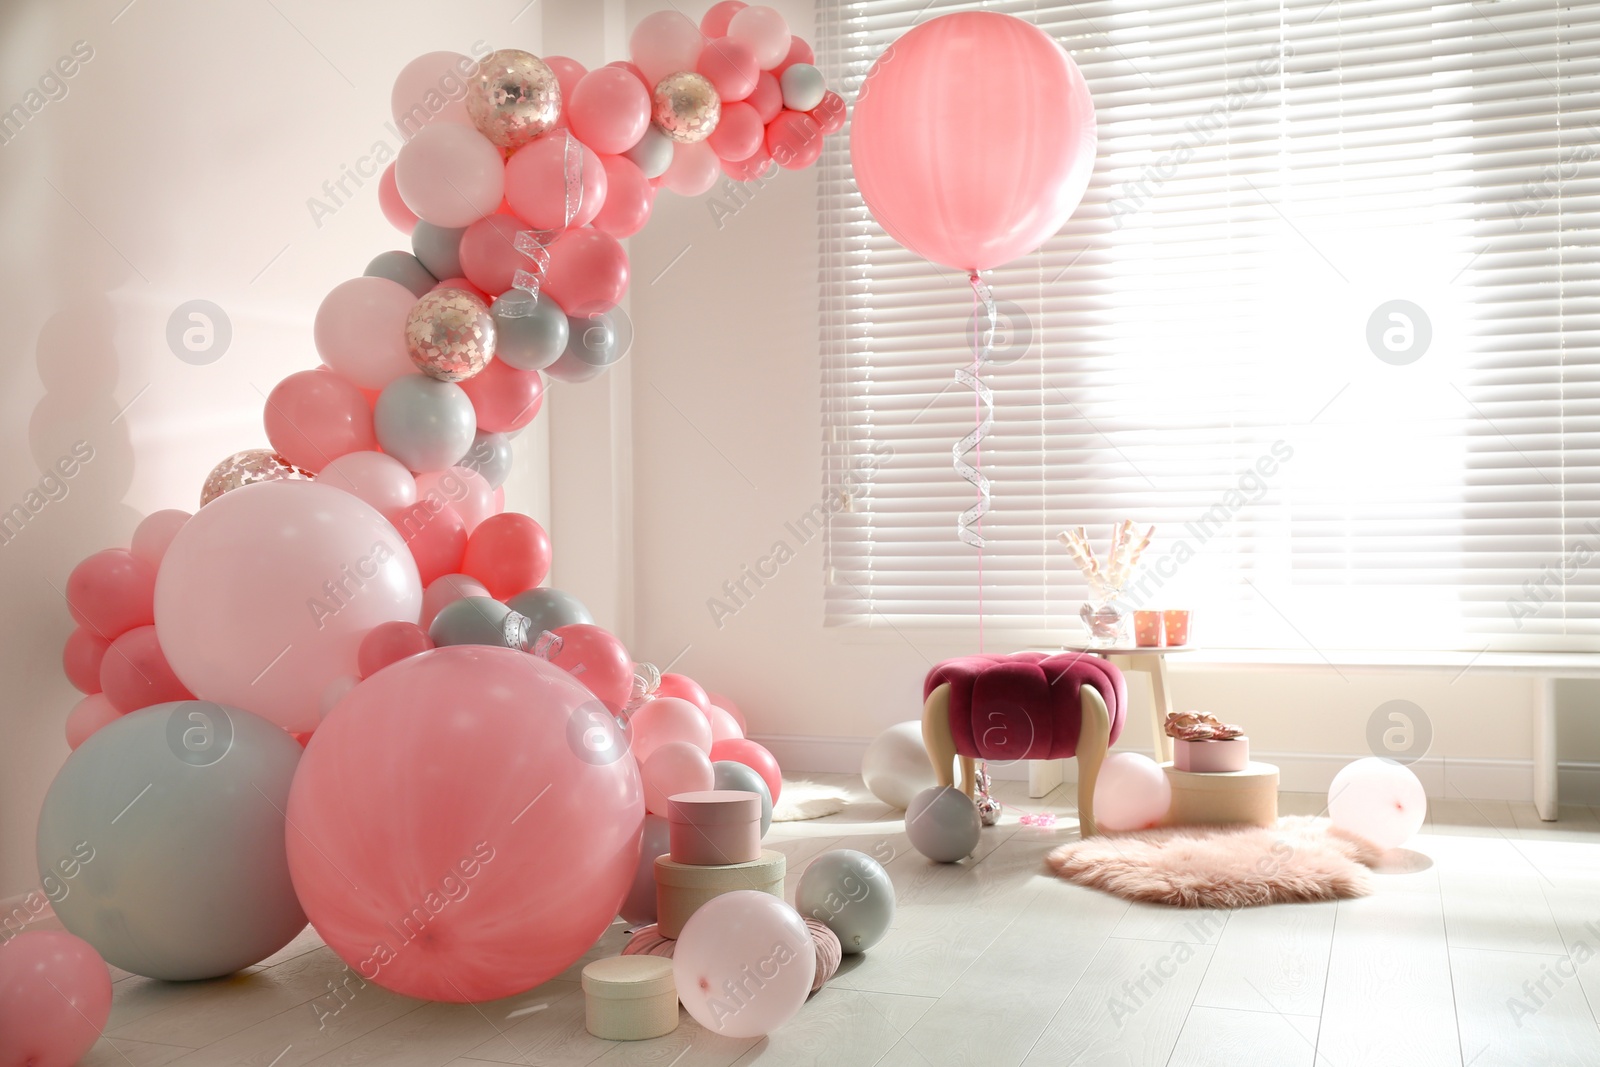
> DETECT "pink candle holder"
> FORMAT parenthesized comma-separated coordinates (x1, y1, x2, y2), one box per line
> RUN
(1162, 609, 1192, 646)
(1134, 610, 1163, 647)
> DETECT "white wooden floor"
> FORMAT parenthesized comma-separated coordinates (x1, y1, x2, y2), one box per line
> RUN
(46, 774, 1600, 1066)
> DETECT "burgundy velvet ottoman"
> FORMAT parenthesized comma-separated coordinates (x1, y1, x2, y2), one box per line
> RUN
(921, 652, 1126, 836)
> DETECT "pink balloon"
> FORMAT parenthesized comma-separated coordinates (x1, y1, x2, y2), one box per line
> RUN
(746, 71, 782, 123)
(656, 673, 710, 713)
(1328, 757, 1427, 850)
(65, 548, 154, 640)
(358, 620, 434, 678)
(0, 930, 111, 1066)
(131, 509, 190, 569)
(708, 100, 763, 161)
(542, 227, 629, 315)
(546, 623, 633, 713)
(605, 60, 649, 86)
(630, 10, 705, 87)
(318, 451, 418, 513)
(264, 369, 377, 473)
(592, 155, 653, 239)
(767, 109, 823, 170)
(697, 37, 761, 102)
(662, 141, 720, 196)
(710, 738, 781, 802)
(774, 35, 815, 76)
(811, 90, 846, 136)
(631, 696, 713, 762)
(1092, 753, 1172, 832)
(421, 572, 490, 628)
(701, 1, 747, 38)
(570, 66, 652, 155)
(462, 512, 551, 599)
(391, 50, 475, 134)
(388, 500, 468, 586)
(459, 358, 544, 433)
(674, 891, 813, 1038)
(100, 624, 194, 713)
(286, 646, 645, 1001)
(155, 481, 423, 733)
(62, 627, 109, 693)
(707, 691, 746, 732)
(727, 5, 791, 70)
(505, 131, 607, 231)
(706, 704, 744, 743)
(395, 122, 505, 227)
(459, 214, 532, 297)
(723, 146, 773, 183)
(314, 277, 417, 390)
(850, 11, 1097, 272)
(642, 741, 716, 816)
(65, 693, 120, 749)
(545, 56, 587, 105)
(415, 466, 496, 532)
(378, 162, 418, 234)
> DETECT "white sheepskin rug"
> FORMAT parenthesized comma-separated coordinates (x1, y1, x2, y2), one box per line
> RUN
(1045, 817, 1383, 908)
(771, 780, 849, 822)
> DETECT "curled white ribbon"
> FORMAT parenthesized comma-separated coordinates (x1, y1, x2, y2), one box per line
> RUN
(953, 271, 996, 548)
(508, 131, 587, 306)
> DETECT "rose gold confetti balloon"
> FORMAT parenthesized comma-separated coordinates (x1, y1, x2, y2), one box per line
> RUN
(467, 49, 562, 150)
(652, 72, 721, 144)
(405, 288, 496, 382)
(199, 450, 313, 507)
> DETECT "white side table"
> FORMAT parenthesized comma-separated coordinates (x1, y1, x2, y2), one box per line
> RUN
(1061, 643, 1194, 763)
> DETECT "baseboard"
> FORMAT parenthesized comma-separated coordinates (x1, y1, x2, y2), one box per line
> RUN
(752, 733, 1561, 805)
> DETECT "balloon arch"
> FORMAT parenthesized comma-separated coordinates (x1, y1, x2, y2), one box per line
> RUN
(39, 0, 1094, 1030)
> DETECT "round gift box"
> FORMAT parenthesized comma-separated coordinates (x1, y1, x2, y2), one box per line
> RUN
(581, 955, 679, 1041)
(667, 789, 763, 866)
(654, 849, 786, 938)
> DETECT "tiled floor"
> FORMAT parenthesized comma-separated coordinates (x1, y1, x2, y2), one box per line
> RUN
(47, 774, 1600, 1066)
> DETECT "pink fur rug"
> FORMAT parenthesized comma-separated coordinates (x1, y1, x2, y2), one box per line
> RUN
(1045, 817, 1383, 908)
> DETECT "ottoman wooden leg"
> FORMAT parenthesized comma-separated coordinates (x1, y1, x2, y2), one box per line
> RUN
(1076, 684, 1111, 837)
(921, 683, 959, 792)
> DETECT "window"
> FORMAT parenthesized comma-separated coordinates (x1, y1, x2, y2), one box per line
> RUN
(818, 0, 1600, 652)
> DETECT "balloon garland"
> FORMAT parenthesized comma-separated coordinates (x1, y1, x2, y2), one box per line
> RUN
(45, 3, 839, 1006)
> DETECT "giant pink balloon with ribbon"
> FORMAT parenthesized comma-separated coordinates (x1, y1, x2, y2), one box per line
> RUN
(848, 10, 1096, 273)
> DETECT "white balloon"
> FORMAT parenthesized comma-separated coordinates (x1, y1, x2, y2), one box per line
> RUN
(1328, 757, 1426, 850)
(862, 721, 938, 809)
(1092, 753, 1172, 832)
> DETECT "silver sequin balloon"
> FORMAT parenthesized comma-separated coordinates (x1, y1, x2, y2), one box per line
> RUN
(652, 71, 721, 144)
(405, 288, 496, 382)
(467, 49, 561, 150)
(200, 450, 312, 507)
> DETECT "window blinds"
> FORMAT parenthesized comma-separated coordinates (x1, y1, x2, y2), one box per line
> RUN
(817, 0, 1600, 652)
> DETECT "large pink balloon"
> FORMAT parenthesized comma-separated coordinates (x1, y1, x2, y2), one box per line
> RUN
(154, 481, 422, 733)
(317, 450, 417, 513)
(0, 931, 112, 1067)
(630, 10, 704, 87)
(1092, 753, 1171, 832)
(314, 277, 417, 390)
(674, 891, 814, 1038)
(542, 227, 629, 315)
(391, 51, 475, 134)
(395, 122, 505, 228)
(849, 11, 1096, 272)
(264, 369, 376, 473)
(286, 646, 644, 1001)
(505, 132, 607, 231)
(569, 66, 652, 155)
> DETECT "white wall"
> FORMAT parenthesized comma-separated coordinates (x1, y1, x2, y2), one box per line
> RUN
(614, 0, 1600, 803)
(0, 0, 548, 900)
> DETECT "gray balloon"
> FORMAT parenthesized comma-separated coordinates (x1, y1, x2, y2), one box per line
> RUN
(905, 786, 981, 863)
(623, 125, 674, 179)
(796, 849, 895, 954)
(492, 290, 569, 371)
(429, 596, 525, 648)
(36, 702, 307, 980)
(411, 221, 466, 280)
(712, 760, 772, 837)
(619, 813, 671, 926)
(373, 375, 476, 472)
(365, 250, 436, 297)
(506, 586, 593, 634)
(461, 430, 514, 489)
(546, 311, 630, 383)
(779, 63, 827, 112)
